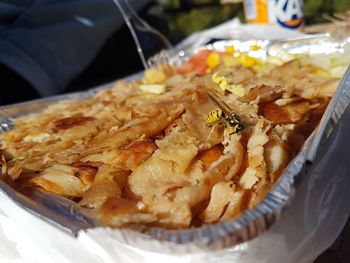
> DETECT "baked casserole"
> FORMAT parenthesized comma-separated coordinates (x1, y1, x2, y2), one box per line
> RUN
(0, 48, 340, 229)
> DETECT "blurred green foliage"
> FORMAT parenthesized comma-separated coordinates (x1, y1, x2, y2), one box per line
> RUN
(304, 0, 350, 24)
(173, 5, 243, 36)
(154, 0, 243, 40)
(153, 0, 350, 40)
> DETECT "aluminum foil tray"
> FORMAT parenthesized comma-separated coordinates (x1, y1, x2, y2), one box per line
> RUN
(1, 36, 350, 253)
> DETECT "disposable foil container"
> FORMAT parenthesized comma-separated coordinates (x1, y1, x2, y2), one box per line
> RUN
(1, 34, 350, 256)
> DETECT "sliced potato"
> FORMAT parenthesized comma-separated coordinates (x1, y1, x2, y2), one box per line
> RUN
(201, 182, 234, 223)
(31, 164, 84, 197)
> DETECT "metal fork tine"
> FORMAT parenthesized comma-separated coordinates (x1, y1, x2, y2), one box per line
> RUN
(112, 0, 172, 69)
(112, 0, 148, 68)
(122, 0, 172, 49)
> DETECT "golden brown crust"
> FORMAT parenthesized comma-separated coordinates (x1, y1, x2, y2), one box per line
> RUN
(0, 55, 338, 229)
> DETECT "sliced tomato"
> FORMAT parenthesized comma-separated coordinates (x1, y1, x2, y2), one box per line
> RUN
(178, 49, 212, 75)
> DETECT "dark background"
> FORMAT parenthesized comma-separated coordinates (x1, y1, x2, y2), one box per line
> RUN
(2, 0, 350, 104)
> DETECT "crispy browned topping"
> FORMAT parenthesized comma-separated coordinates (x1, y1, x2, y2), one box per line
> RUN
(0, 57, 339, 229)
(53, 116, 95, 131)
(259, 103, 292, 124)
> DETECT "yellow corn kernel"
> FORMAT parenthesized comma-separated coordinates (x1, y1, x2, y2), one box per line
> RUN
(206, 52, 221, 69)
(143, 68, 166, 84)
(237, 53, 257, 67)
(250, 44, 261, 51)
(226, 45, 235, 55)
(140, 84, 166, 94)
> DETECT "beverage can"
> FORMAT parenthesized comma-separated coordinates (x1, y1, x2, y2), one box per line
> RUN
(244, 0, 304, 30)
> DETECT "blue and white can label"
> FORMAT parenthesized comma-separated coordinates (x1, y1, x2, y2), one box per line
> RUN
(244, 0, 304, 30)
(273, 0, 303, 29)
